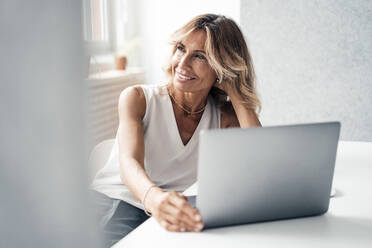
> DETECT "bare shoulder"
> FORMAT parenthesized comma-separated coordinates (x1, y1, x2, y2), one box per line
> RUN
(220, 109, 240, 128)
(118, 85, 146, 121)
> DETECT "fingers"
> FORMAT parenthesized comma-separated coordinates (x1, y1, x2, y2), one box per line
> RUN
(153, 191, 204, 232)
(161, 202, 202, 232)
(159, 220, 186, 232)
(160, 212, 187, 231)
(168, 192, 202, 223)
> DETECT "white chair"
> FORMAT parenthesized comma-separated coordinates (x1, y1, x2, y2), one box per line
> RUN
(88, 139, 115, 182)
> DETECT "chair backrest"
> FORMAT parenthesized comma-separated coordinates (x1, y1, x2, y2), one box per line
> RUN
(89, 139, 115, 182)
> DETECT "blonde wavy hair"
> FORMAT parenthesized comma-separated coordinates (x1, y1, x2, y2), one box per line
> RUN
(163, 14, 261, 114)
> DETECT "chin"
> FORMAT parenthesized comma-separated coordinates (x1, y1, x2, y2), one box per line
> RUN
(172, 79, 196, 92)
(171, 78, 211, 93)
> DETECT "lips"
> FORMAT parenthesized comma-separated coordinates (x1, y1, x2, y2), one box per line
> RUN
(175, 71, 196, 82)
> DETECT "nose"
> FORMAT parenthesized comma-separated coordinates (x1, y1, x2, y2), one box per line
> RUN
(178, 52, 192, 69)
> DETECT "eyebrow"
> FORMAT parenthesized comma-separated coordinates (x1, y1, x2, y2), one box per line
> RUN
(178, 42, 206, 54)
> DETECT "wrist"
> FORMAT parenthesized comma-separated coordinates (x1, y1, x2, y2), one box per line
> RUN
(144, 186, 163, 213)
(226, 90, 241, 105)
(223, 86, 238, 99)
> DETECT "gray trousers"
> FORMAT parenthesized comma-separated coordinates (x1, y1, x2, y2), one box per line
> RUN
(92, 191, 150, 247)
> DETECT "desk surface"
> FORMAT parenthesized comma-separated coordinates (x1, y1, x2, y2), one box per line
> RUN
(115, 141, 372, 248)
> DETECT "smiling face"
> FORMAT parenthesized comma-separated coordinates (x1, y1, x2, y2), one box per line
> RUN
(171, 30, 217, 93)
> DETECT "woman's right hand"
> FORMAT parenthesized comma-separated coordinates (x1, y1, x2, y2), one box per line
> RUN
(145, 188, 204, 232)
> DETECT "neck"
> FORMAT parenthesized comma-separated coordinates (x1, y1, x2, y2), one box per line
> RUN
(167, 84, 209, 113)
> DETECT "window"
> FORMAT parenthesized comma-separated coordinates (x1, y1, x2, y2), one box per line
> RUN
(82, 0, 136, 75)
(83, 0, 111, 55)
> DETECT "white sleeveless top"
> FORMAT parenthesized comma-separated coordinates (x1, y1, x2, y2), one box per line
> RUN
(92, 83, 221, 209)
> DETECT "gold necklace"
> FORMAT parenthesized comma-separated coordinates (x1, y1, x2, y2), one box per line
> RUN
(168, 88, 207, 115)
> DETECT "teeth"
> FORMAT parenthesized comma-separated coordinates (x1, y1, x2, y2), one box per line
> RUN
(178, 73, 192, 80)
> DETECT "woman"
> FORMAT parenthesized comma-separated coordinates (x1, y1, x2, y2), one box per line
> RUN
(92, 13, 261, 246)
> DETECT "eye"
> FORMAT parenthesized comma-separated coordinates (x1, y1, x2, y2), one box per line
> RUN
(176, 44, 185, 52)
(194, 54, 206, 60)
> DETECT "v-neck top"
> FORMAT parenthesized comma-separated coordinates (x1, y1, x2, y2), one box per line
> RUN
(92, 83, 221, 209)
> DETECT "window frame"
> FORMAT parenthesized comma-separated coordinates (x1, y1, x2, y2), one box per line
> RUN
(83, 0, 118, 56)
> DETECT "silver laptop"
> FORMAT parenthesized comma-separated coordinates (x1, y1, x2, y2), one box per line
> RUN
(188, 122, 340, 229)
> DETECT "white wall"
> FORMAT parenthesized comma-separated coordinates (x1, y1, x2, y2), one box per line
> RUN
(136, 0, 240, 84)
(241, 0, 372, 141)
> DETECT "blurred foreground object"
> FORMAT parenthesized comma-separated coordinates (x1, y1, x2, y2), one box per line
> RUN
(0, 1, 100, 247)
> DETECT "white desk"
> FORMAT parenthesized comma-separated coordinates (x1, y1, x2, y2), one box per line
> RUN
(115, 141, 372, 248)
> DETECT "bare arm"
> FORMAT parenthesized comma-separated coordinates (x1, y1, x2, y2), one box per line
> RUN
(213, 82, 261, 128)
(220, 97, 261, 129)
(117, 86, 156, 205)
(229, 93, 262, 128)
(117, 86, 203, 232)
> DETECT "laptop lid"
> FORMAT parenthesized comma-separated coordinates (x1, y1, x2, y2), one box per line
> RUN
(196, 122, 340, 228)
